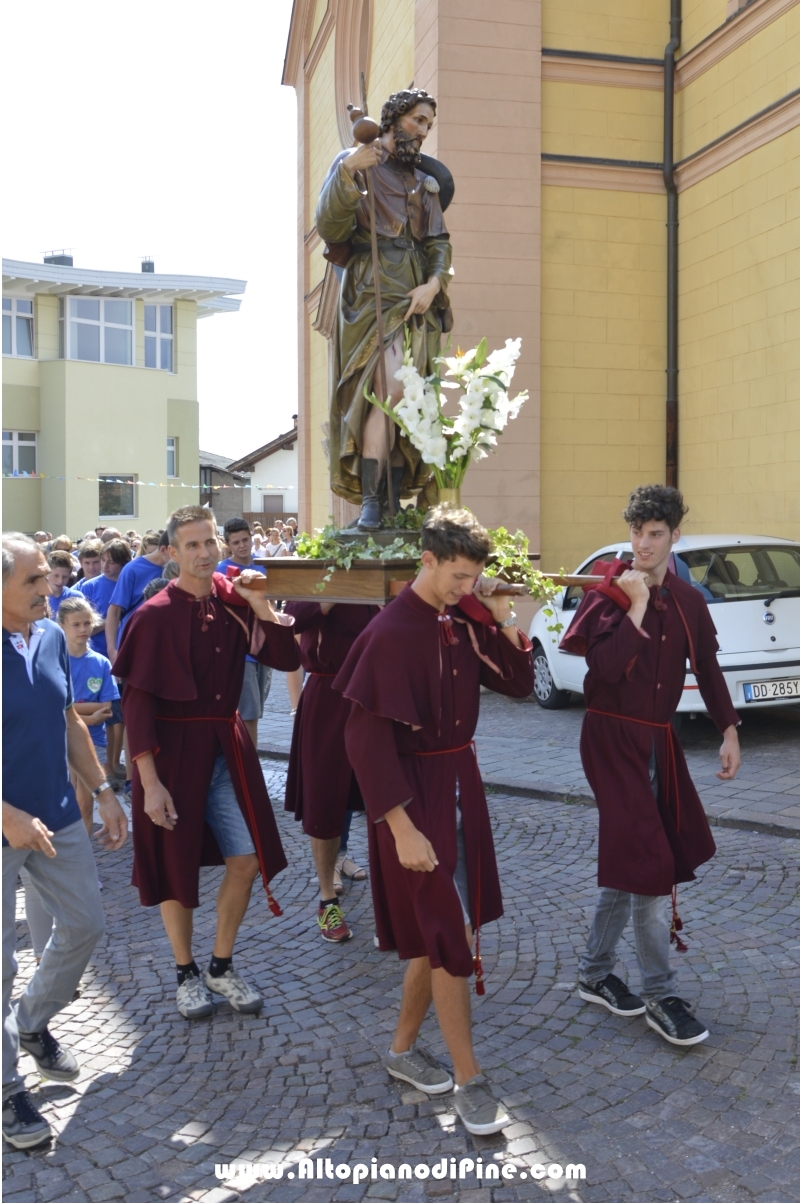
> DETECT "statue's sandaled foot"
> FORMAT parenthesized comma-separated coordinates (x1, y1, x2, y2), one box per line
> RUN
(357, 459, 383, 531)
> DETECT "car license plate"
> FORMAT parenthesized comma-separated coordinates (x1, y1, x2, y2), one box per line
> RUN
(743, 677, 800, 702)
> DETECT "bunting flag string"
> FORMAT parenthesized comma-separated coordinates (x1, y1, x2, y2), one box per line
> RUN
(3, 472, 294, 492)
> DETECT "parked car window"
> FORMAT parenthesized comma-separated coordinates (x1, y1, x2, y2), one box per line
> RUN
(563, 551, 633, 611)
(674, 546, 800, 602)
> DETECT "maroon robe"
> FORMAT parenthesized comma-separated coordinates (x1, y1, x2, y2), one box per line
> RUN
(114, 576, 301, 909)
(560, 570, 739, 896)
(334, 584, 534, 978)
(284, 602, 380, 840)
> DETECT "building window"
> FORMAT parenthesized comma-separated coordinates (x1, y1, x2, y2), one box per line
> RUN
(262, 493, 285, 515)
(68, 297, 133, 365)
(2, 431, 38, 476)
(200, 466, 213, 506)
(167, 437, 178, 477)
(99, 475, 136, 517)
(144, 304, 174, 371)
(2, 298, 34, 358)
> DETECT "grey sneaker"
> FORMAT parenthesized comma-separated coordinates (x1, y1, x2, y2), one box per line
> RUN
(453, 1074, 510, 1135)
(205, 968, 262, 1014)
(646, 996, 709, 1046)
(176, 973, 214, 1019)
(2, 1090, 52, 1149)
(578, 973, 646, 1016)
(17, 1027, 79, 1082)
(384, 1044, 454, 1094)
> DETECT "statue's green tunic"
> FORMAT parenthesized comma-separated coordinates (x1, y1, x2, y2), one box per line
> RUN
(315, 148, 452, 505)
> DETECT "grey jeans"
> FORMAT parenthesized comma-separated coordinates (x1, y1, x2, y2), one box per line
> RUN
(3, 820, 105, 1099)
(579, 744, 678, 1002)
(579, 889, 677, 1001)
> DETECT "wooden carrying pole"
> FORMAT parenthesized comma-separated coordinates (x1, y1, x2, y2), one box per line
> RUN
(350, 106, 396, 521)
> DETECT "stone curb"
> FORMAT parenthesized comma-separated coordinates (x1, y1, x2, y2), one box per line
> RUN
(258, 744, 800, 843)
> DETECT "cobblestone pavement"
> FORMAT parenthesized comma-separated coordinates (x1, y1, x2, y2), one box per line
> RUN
(4, 761, 799, 1203)
(258, 674, 800, 838)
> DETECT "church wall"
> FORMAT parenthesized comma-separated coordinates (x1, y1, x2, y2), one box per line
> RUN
(541, 0, 666, 59)
(678, 126, 800, 535)
(540, 184, 667, 571)
(367, 0, 415, 119)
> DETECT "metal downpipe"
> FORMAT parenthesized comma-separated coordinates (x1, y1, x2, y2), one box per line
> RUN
(664, 0, 681, 488)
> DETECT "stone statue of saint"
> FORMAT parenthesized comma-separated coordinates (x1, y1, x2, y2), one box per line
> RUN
(315, 88, 454, 530)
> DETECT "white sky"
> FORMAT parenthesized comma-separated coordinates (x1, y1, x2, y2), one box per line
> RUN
(4, 0, 298, 461)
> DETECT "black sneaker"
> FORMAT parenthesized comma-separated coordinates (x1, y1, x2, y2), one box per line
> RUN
(2, 1090, 52, 1149)
(646, 996, 709, 1046)
(578, 973, 646, 1016)
(17, 1027, 80, 1082)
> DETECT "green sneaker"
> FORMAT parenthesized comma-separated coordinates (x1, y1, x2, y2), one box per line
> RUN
(317, 901, 352, 943)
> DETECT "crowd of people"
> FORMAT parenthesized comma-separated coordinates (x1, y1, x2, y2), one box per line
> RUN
(3, 487, 742, 1149)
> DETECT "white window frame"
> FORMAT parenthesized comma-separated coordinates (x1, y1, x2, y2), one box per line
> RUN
(2, 297, 35, 359)
(98, 474, 138, 519)
(66, 297, 134, 366)
(144, 303, 174, 372)
(167, 436, 178, 478)
(2, 431, 38, 476)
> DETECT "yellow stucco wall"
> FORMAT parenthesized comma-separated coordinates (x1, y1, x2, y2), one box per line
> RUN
(367, 0, 415, 119)
(542, 0, 666, 57)
(307, 33, 341, 220)
(309, 0, 328, 45)
(679, 127, 800, 534)
(676, 6, 800, 161)
(680, 0, 732, 56)
(540, 185, 667, 570)
(3, 297, 200, 535)
(542, 81, 663, 162)
(308, 313, 332, 527)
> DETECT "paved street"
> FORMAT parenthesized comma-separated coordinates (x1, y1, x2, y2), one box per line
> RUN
(4, 751, 799, 1202)
(257, 673, 800, 838)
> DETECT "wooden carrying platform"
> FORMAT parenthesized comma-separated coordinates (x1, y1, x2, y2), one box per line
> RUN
(244, 558, 603, 604)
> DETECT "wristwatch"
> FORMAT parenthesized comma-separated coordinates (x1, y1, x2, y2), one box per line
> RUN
(91, 782, 115, 802)
(496, 611, 517, 630)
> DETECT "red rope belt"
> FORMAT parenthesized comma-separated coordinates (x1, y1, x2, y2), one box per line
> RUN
(157, 715, 282, 916)
(411, 740, 487, 994)
(587, 709, 687, 951)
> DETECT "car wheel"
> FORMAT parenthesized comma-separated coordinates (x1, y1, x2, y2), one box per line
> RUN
(532, 644, 571, 709)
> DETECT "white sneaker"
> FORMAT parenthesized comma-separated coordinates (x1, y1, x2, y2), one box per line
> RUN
(205, 968, 262, 1014)
(176, 974, 214, 1020)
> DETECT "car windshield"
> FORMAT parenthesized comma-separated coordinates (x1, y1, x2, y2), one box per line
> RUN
(674, 545, 800, 603)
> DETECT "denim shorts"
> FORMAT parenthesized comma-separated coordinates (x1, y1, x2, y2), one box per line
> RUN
(205, 753, 256, 858)
(106, 698, 124, 727)
(238, 661, 272, 721)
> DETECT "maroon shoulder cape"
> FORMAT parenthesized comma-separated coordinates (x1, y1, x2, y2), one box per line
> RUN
(283, 602, 379, 839)
(559, 570, 739, 896)
(116, 577, 301, 909)
(334, 584, 534, 979)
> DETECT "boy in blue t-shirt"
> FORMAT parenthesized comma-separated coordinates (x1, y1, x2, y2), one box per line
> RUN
(106, 532, 170, 662)
(56, 596, 119, 833)
(46, 549, 81, 617)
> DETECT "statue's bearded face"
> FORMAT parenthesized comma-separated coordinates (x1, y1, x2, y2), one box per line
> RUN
(392, 102, 435, 167)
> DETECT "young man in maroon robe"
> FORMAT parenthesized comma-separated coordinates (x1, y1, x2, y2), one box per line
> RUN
(335, 507, 534, 1136)
(113, 506, 301, 1020)
(560, 485, 741, 1046)
(284, 602, 379, 942)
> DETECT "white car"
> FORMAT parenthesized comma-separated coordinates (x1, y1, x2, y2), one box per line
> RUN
(528, 535, 800, 714)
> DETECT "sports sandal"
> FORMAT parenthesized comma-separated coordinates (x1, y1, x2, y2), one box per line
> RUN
(336, 854, 367, 882)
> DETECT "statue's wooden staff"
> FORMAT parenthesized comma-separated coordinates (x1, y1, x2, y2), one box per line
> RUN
(348, 104, 396, 522)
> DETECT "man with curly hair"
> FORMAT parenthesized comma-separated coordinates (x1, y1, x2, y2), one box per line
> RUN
(560, 485, 741, 1047)
(316, 88, 454, 529)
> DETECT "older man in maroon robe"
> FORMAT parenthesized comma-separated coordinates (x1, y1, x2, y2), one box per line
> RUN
(560, 485, 740, 1047)
(114, 506, 300, 1021)
(335, 507, 533, 1136)
(283, 601, 379, 942)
